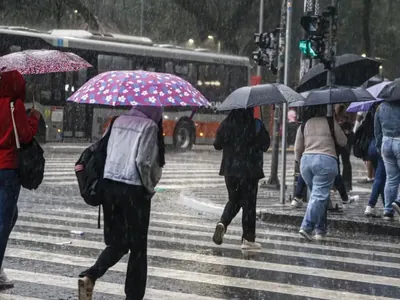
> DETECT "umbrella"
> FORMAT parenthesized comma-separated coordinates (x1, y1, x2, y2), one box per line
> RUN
(67, 70, 210, 107)
(300, 86, 375, 107)
(377, 78, 400, 102)
(361, 75, 389, 88)
(346, 81, 392, 112)
(296, 54, 381, 93)
(0, 49, 92, 74)
(217, 83, 304, 111)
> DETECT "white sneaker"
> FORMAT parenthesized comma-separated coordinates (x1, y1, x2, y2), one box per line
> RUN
(314, 233, 326, 241)
(343, 195, 359, 205)
(365, 205, 376, 217)
(241, 239, 262, 250)
(291, 197, 303, 208)
(299, 229, 313, 241)
(0, 268, 14, 288)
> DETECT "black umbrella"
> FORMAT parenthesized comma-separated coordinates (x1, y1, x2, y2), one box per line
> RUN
(300, 86, 375, 107)
(296, 54, 381, 93)
(361, 75, 389, 88)
(377, 78, 400, 102)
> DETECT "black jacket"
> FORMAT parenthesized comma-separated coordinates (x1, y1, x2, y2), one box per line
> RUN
(214, 110, 270, 180)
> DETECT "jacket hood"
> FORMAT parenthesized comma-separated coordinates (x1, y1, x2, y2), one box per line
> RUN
(129, 106, 163, 123)
(0, 70, 26, 101)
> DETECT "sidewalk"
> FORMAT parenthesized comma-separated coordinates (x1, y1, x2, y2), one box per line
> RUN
(180, 185, 400, 237)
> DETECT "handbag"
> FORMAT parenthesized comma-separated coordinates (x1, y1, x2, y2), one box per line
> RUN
(10, 100, 45, 190)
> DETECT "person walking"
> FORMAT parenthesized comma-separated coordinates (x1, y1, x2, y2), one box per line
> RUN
(212, 108, 270, 250)
(78, 106, 165, 300)
(374, 102, 400, 220)
(0, 70, 40, 288)
(295, 105, 347, 241)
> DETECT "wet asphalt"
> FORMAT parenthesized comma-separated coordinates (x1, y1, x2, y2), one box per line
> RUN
(1, 150, 400, 299)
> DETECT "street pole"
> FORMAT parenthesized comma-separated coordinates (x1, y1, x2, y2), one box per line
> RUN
(280, 0, 293, 203)
(262, 0, 286, 190)
(257, 0, 264, 79)
(326, 0, 339, 116)
(140, 0, 144, 36)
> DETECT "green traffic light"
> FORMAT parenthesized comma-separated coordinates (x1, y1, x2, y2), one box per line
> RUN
(299, 40, 318, 58)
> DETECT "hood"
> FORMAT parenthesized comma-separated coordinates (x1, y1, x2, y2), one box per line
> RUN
(0, 70, 26, 101)
(129, 106, 163, 123)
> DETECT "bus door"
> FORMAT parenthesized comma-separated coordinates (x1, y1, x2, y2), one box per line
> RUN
(63, 70, 92, 141)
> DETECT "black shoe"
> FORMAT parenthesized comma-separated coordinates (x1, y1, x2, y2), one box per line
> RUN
(213, 223, 225, 245)
(384, 212, 394, 220)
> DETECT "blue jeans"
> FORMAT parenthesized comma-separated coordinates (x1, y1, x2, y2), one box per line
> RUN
(368, 140, 385, 208)
(381, 138, 400, 214)
(0, 169, 20, 269)
(300, 154, 338, 234)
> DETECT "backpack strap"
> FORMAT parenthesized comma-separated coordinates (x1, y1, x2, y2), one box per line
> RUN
(326, 116, 341, 158)
(301, 121, 306, 136)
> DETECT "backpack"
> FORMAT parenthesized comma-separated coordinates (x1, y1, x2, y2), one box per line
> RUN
(74, 116, 117, 227)
(353, 111, 374, 159)
(301, 116, 339, 156)
(9, 100, 45, 190)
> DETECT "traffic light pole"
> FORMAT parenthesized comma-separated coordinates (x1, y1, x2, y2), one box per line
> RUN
(279, 0, 293, 204)
(262, 0, 287, 190)
(257, 0, 264, 79)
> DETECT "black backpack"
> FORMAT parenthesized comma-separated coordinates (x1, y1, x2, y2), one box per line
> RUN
(75, 117, 117, 226)
(353, 111, 374, 159)
(9, 100, 45, 190)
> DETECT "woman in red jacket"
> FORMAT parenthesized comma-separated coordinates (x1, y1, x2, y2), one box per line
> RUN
(0, 70, 39, 289)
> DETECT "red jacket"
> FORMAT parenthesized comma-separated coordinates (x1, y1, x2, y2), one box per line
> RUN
(0, 71, 38, 169)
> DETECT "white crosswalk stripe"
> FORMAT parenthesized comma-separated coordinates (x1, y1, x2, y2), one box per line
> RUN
(1, 192, 399, 299)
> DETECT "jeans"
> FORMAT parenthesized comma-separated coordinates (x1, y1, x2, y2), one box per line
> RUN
(381, 137, 400, 214)
(0, 169, 20, 269)
(300, 154, 338, 234)
(80, 180, 151, 300)
(368, 140, 385, 208)
(221, 177, 259, 242)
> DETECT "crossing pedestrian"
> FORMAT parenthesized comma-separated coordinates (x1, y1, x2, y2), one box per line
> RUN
(295, 105, 347, 241)
(0, 70, 40, 288)
(212, 108, 270, 250)
(78, 106, 165, 300)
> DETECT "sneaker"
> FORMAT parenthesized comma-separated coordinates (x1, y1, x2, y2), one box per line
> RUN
(241, 239, 262, 250)
(392, 202, 400, 216)
(0, 268, 14, 288)
(365, 205, 376, 217)
(78, 276, 94, 300)
(212, 222, 225, 245)
(299, 229, 313, 241)
(343, 195, 359, 205)
(358, 178, 374, 184)
(384, 212, 394, 221)
(291, 197, 303, 208)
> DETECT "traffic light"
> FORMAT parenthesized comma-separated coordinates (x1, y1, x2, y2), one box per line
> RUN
(252, 30, 278, 74)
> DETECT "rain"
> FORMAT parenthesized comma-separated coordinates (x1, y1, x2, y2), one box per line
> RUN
(1, 0, 400, 299)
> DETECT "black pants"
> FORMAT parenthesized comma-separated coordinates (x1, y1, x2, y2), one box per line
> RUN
(79, 180, 151, 300)
(339, 147, 352, 191)
(220, 176, 258, 242)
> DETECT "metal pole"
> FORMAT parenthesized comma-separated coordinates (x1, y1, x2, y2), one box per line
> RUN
(280, 0, 293, 203)
(262, 0, 286, 190)
(257, 0, 264, 78)
(140, 0, 144, 36)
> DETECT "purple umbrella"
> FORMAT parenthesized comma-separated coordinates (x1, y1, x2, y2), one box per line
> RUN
(67, 70, 210, 107)
(346, 81, 392, 113)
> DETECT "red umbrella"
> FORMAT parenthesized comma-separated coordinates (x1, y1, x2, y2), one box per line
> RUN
(0, 49, 92, 74)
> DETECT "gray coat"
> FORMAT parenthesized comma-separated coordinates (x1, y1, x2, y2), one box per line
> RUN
(103, 109, 162, 194)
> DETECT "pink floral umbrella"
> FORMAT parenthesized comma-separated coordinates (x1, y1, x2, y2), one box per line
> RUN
(0, 49, 92, 74)
(67, 70, 210, 107)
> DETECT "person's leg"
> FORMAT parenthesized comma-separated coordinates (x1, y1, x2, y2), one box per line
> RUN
(125, 189, 151, 300)
(213, 177, 241, 245)
(299, 155, 314, 236)
(367, 142, 384, 213)
(292, 174, 307, 207)
(241, 179, 259, 243)
(382, 139, 400, 219)
(340, 148, 352, 191)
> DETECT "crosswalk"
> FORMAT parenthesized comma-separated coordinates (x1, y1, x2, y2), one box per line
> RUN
(2, 188, 400, 299)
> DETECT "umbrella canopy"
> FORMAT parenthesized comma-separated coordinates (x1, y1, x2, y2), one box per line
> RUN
(346, 81, 391, 112)
(296, 54, 381, 93)
(67, 70, 210, 107)
(217, 83, 303, 111)
(377, 78, 400, 102)
(300, 86, 375, 107)
(0, 49, 92, 74)
(361, 75, 389, 88)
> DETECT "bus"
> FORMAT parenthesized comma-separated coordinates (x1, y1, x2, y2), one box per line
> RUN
(0, 26, 251, 150)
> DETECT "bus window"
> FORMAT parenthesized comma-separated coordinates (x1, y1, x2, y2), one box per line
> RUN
(146, 57, 162, 72)
(98, 54, 133, 73)
(229, 67, 246, 93)
(165, 61, 174, 73)
(188, 63, 197, 83)
(10, 45, 21, 53)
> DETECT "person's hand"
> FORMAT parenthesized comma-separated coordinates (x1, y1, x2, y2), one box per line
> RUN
(30, 108, 40, 120)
